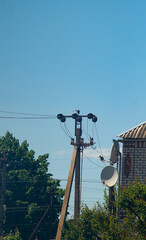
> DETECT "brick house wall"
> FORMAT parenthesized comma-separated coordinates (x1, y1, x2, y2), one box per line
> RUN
(118, 122, 146, 186)
(121, 139, 146, 185)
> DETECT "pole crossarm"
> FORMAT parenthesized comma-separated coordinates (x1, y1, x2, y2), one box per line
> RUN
(57, 112, 97, 123)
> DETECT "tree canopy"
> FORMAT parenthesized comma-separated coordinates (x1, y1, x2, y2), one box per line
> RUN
(1, 230, 21, 240)
(0, 132, 64, 240)
(63, 181, 146, 240)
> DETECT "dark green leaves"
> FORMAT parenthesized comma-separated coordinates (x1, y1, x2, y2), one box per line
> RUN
(0, 132, 64, 240)
(63, 181, 146, 240)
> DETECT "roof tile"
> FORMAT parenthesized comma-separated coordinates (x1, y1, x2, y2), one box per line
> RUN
(118, 122, 146, 139)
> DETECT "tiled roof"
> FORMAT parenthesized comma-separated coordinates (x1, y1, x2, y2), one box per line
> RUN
(118, 122, 146, 139)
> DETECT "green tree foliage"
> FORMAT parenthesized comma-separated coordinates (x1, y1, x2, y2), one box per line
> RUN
(63, 182, 146, 240)
(118, 181, 146, 237)
(0, 132, 64, 240)
(63, 203, 109, 240)
(0, 230, 21, 240)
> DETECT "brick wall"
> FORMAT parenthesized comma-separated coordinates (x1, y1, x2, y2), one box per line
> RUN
(121, 140, 146, 185)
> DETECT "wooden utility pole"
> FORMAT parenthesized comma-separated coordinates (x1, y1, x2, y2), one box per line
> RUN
(0, 150, 8, 237)
(56, 112, 97, 240)
(28, 187, 54, 240)
(56, 147, 77, 240)
(28, 205, 51, 240)
(50, 187, 54, 240)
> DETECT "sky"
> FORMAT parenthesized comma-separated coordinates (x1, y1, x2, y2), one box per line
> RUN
(0, 0, 146, 217)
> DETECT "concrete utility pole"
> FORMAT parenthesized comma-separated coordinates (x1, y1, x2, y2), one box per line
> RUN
(56, 111, 97, 240)
(0, 149, 8, 237)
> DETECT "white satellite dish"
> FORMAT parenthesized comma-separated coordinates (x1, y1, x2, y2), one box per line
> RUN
(110, 140, 119, 164)
(101, 165, 118, 187)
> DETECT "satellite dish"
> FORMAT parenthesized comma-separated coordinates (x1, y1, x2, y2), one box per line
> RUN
(110, 140, 119, 164)
(101, 165, 118, 187)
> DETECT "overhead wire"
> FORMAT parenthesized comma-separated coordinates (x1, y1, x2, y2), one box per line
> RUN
(64, 123, 73, 139)
(94, 123, 103, 156)
(86, 118, 89, 136)
(6, 194, 104, 212)
(3, 178, 102, 183)
(60, 122, 71, 139)
(87, 123, 109, 166)
(92, 123, 95, 139)
(0, 110, 56, 119)
(83, 152, 103, 168)
(83, 126, 91, 142)
(82, 126, 105, 167)
(0, 116, 56, 119)
(83, 126, 104, 156)
(0, 110, 56, 117)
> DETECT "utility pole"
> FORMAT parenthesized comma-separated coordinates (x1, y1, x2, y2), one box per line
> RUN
(28, 187, 54, 240)
(74, 113, 82, 219)
(50, 187, 54, 240)
(109, 186, 116, 214)
(0, 149, 8, 237)
(56, 111, 97, 240)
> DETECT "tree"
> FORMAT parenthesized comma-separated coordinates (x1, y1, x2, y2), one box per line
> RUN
(1, 230, 21, 240)
(0, 132, 64, 240)
(63, 181, 146, 240)
(118, 181, 146, 237)
(63, 203, 109, 240)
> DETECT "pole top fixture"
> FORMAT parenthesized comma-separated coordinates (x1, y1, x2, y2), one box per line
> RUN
(57, 112, 98, 123)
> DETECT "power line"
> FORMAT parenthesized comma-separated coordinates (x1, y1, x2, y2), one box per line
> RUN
(94, 123, 103, 156)
(3, 179, 102, 183)
(83, 152, 103, 168)
(83, 126, 105, 159)
(59, 122, 71, 139)
(0, 116, 56, 119)
(0, 110, 57, 119)
(83, 126, 91, 139)
(0, 110, 56, 117)
(64, 123, 73, 138)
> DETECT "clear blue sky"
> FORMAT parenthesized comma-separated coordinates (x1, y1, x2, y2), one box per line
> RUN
(0, 0, 146, 216)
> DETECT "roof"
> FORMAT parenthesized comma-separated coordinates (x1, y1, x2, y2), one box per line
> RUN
(118, 122, 146, 139)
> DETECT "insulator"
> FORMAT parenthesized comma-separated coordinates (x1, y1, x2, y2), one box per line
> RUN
(61, 117, 66, 122)
(57, 113, 64, 120)
(72, 113, 78, 119)
(92, 115, 98, 122)
(87, 113, 94, 119)
(77, 116, 82, 122)
(90, 138, 93, 145)
(71, 138, 74, 145)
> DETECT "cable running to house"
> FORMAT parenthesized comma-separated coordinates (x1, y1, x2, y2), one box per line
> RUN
(94, 123, 103, 156)
(83, 152, 103, 168)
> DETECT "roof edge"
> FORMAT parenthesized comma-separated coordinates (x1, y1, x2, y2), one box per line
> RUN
(117, 121, 146, 138)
